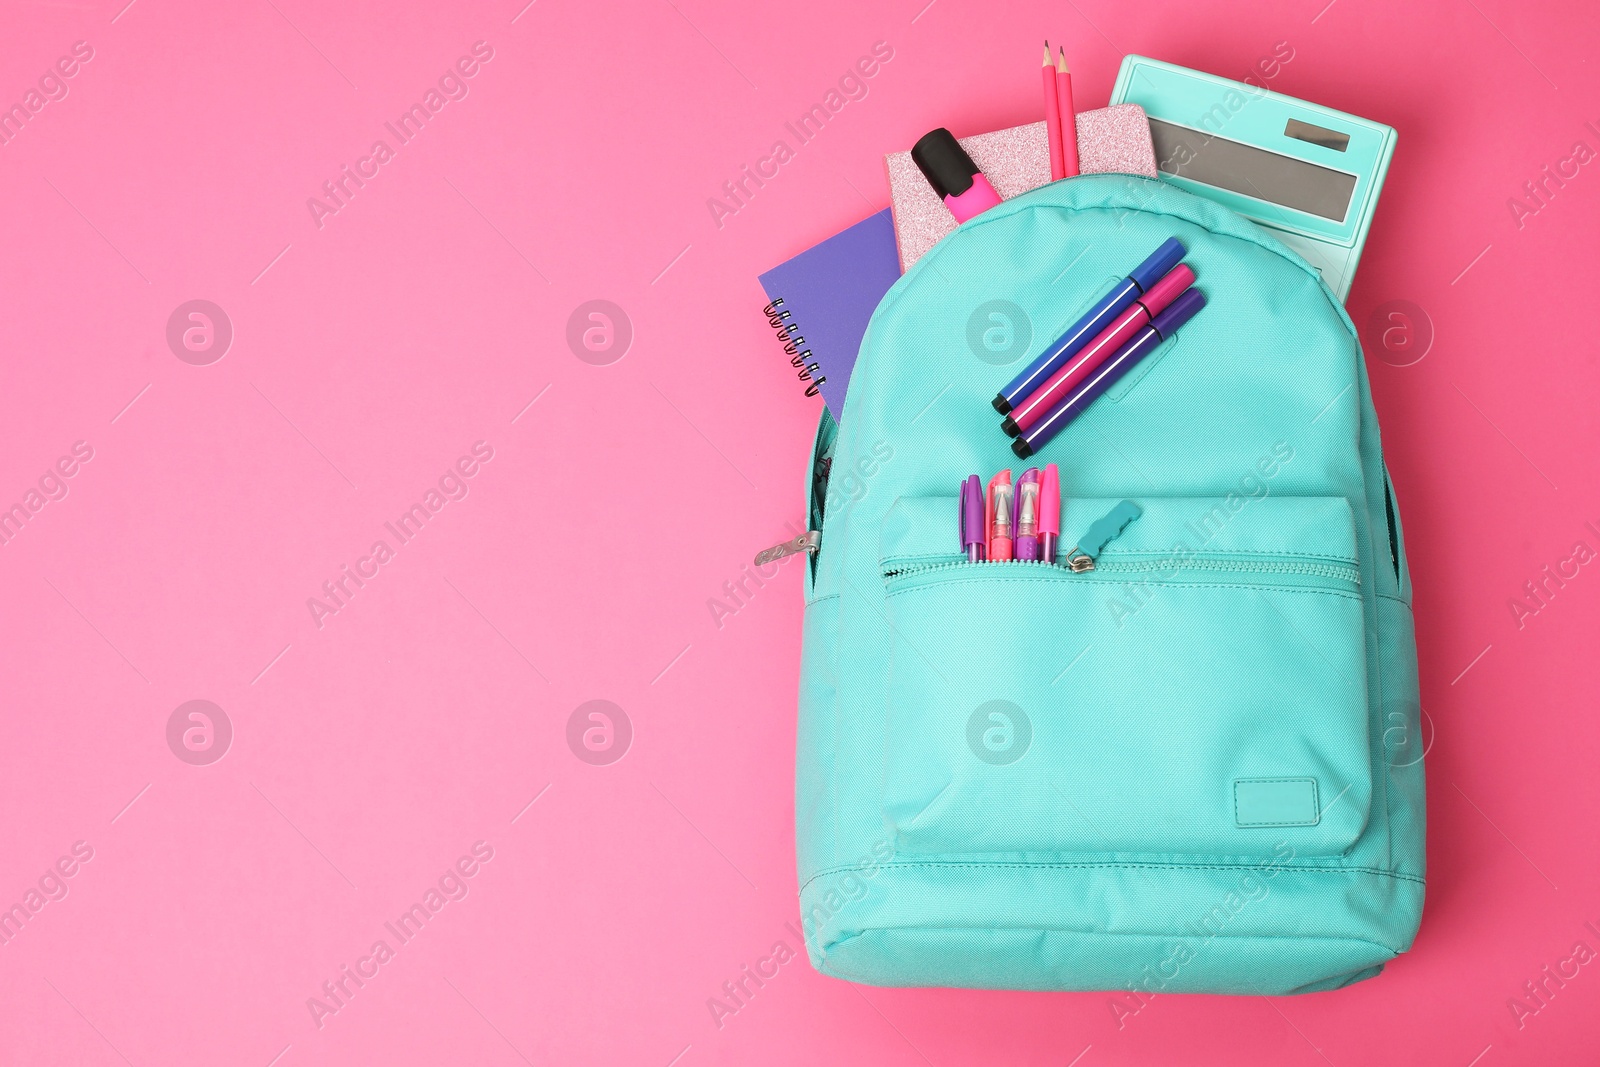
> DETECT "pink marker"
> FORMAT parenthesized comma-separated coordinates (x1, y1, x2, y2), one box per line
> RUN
(1039, 464, 1061, 563)
(911, 128, 1003, 224)
(1001, 263, 1196, 437)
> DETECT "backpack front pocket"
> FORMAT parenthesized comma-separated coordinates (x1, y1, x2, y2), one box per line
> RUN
(878, 494, 1371, 859)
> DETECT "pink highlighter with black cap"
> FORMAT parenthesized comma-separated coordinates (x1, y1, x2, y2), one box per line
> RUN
(911, 128, 1003, 224)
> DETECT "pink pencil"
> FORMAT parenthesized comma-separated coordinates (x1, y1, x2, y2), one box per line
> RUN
(1056, 47, 1079, 177)
(1042, 41, 1064, 181)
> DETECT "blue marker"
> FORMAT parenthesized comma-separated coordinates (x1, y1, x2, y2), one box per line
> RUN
(993, 237, 1185, 415)
(1012, 288, 1206, 459)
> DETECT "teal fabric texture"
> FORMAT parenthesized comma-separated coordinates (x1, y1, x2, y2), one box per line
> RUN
(794, 175, 1425, 995)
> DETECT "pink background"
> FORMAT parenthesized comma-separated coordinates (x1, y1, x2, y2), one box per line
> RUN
(1, 0, 1596, 1063)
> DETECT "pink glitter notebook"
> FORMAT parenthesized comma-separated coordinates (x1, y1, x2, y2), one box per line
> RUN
(884, 104, 1159, 272)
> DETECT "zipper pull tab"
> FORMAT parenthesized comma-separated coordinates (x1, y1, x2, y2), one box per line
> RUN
(1064, 500, 1142, 572)
(754, 531, 821, 566)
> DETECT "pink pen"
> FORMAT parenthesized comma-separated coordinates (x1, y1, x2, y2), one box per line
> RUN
(1014, 468, 1042, 560)
(986, 470, 1014, 561)
(1039, 464, 1061, 563)
(911, 128, 1003, 224)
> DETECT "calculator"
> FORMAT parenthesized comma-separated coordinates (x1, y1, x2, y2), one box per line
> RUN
(1111, 55, 1397, 301)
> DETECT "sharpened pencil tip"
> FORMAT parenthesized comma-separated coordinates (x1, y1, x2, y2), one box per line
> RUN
(1043, 42, 1052, 65)
(1057, 47, 1069, 74)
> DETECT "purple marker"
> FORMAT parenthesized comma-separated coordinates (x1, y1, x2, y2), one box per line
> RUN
(1012, 289, 1207, 459)
(960, 474, 986, 562)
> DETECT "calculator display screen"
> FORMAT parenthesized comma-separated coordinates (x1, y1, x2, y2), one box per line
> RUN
(1148, 118, 1357, 222)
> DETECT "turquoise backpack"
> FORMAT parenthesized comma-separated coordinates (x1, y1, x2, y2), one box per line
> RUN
(789, 175, 1424, 995)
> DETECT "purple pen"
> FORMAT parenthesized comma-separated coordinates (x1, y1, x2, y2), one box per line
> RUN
(1014, 468, 1041, 560)
(960, 474, 985, 562)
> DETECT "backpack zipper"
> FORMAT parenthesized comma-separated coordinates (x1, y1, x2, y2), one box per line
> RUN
(1063, 499, 1142, 571)
(884, 555, 1360, 586)
(755, 530, 821, 565)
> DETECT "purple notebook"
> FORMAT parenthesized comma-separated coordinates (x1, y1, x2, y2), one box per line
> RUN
(757, 209, 900, 420)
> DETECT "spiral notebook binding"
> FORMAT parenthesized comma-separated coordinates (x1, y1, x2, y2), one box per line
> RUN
(761, 294, 824, 402)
